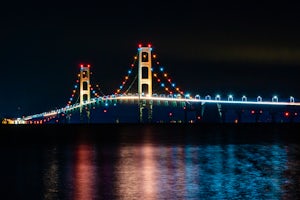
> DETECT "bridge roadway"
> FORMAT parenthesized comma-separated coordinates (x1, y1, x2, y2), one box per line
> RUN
(23, 94, 300, 121)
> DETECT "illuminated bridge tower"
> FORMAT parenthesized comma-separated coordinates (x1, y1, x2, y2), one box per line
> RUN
(138, 44, 153, 123)
(79, 64, 91, 123)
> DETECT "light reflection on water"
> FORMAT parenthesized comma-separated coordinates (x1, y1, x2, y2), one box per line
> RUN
(114, 144, 288, 200)
(74, 144, 97, 200)
(43, 147, 59, 200)
(5, 126, 299, 200)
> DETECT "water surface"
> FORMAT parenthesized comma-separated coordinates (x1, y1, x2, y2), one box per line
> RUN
(1, 124, 299, 199)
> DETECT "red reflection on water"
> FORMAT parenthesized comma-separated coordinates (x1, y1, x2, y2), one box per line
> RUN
(142, 144, 157, 200)
(74, 144, 96, 200)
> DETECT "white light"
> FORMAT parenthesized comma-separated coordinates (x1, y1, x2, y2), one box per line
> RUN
(242, 95, 247, 102)
(215, 94, 221, 100)
(272, 96, 278, 102)
(205, 95, 211, 100)
(257, 96, 262, 102)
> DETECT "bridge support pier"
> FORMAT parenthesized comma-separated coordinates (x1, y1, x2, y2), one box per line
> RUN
(80, 106, 90, 123)
(201, 103, 222, 123)
(139, 100, 153, 123)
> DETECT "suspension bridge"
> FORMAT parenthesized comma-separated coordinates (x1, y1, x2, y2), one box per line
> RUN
(4, 44, 300, 124)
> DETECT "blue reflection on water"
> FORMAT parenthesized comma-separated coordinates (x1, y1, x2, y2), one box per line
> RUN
(183, 144, 287, 199)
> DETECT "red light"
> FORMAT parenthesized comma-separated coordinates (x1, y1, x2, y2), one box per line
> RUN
(103, 109, 107, 113)
(285, 112, 289, 117)
(295, 112, 298, 116)
(138, 44, 142, 48)
(87, 64, 90, 68)
(251, 110, 255, 114)
(148, 44, 152, 48)
(80, 64, 83, 68)
(169, 112, 173, 116)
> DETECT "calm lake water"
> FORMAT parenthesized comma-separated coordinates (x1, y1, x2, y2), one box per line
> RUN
(1, 124, 300, 200)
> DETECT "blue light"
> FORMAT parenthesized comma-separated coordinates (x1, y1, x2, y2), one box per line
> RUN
(128, 70, 132, 74)
(160, 67, 164, 72)
(119, 86, 123, 89)
(161, 83, 165, 87)
(151, 67, 153, 71)
(105, 102, 108, 106)
(69, 97, 73, 101)
(74, 85, 78, 89)
(92, 91, 96, 94)
(172, 83, 175, 87)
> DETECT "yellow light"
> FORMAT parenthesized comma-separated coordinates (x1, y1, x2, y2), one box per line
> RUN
(153, 55, 156, 58)
(176, 88, 179, 91)
(165, 88, 169, 91)
(134, 56, 137, 60)
(164, 73, 167, 77)
(125, 76, 128, 80)
(153, 73, 157, 77)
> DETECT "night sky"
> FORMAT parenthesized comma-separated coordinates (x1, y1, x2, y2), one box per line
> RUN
(1, 1, 300, 118)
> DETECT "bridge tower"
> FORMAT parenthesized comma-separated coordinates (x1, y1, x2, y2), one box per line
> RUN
(138, 44, 153, 123)
(79, 64, 91, 123)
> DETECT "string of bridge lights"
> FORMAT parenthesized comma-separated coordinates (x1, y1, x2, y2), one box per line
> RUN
(66, 64, 105, 107)
(152, 57, 185, 96)
(113, 45, 186, 96)
(114, 53, 139, 95)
